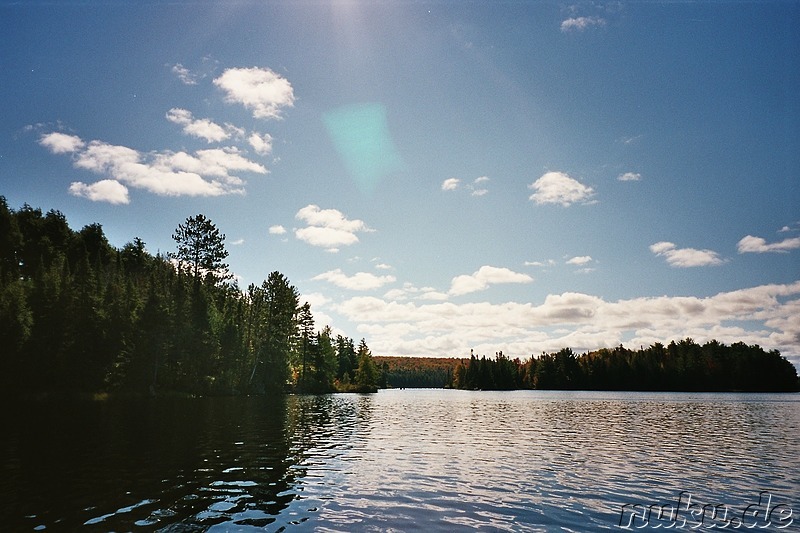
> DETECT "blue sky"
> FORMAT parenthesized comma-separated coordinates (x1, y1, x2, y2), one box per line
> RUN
(2, 1, 799, 364)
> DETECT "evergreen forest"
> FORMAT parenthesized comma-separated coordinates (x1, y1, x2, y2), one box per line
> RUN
(0, 198, 380, 396)
(1, 198, 797, 396)
(450, 343, 799, 392)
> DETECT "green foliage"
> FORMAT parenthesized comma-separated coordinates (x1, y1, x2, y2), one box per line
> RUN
(354, 338, 379, 391)
(170, 214, 231, 284)
(451, 341, 799, 392)
(0, 199, 372, 397)
(3, 198, 794, 396)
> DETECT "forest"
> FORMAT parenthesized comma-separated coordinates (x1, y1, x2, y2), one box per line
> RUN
(0, 197, 380, 396)
(1, 198, 797, 396)
(450, 343, 799, 392)
(374, 356, 458, 388)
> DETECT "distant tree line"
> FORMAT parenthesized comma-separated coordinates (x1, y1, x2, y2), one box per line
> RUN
(451, 342, 799, 392)
(0, 198, 379, 396)
(374, 356, 457, 388)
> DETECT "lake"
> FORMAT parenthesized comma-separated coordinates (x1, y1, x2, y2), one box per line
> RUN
(1, 390, 798, 531)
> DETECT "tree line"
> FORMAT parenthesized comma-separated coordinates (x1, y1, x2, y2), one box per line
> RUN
(0, 198, 380, 396)
(451, 341, 799, 392)
(374, 356, 457, 388)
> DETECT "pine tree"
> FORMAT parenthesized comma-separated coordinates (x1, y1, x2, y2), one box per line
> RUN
(170, 214, 231, 284)
(354, 338, 379, 392)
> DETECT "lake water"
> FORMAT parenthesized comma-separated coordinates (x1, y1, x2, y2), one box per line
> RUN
(1, 390, 798, 531)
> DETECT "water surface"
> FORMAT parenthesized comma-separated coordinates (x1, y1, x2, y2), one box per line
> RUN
(2, 390, 798, 531)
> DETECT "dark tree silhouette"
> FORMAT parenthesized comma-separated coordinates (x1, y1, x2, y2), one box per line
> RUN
(170, 214, 231, 284)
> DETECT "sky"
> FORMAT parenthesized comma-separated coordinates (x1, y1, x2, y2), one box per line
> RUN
(2, 1, 799, 366)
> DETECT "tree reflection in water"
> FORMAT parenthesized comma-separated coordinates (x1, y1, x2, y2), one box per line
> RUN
(1, 394, 373, 531)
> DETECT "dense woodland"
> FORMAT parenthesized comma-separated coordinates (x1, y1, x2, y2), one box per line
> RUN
(0, 198, 380, 396)
(1, 198, 797, 396)
(450, 343, 799, 392)
(374, 356, 458, 388)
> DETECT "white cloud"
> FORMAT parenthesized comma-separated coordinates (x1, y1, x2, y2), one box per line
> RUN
(295, 226, 358, 250)
(213, 67, 295, 120)
(248, 132, 273, 155)
(444, 176, 490, 196)
(385, 283, 426, 301)
(301, 292, 332, 309)
(294, 204, 372, 251)
(468, 176, 489, 196)
(39, 132, 85, 154)
(165, 108, 241, 143)
(230, 238, 245, 245)
(528, 171, 595, 207)
(152, 148, 266, 182)
(193, 148, 266, 175)
(69, 179, 129, 204)
(650, 241, 725, 267)
(41, 132, 268, 202)
(295, 204, 369, 232)
(449, 265, 534, 296)
(170, 63, 198, 85)
(384, 282, 449, 302)
(561, 16, 606, 32)
(420, 290, 450, 301)
(313, 269, 396, 291)
(737, 235, 800, 254)
(442, 178, 460, 191)
(525, 259, 556, 268)
(335, 281, 800, 360)
(618, 172, 641, 181)
(269, 225, 286, 235)
(374, 263, 393, 270)
(566, 256, 593, 265)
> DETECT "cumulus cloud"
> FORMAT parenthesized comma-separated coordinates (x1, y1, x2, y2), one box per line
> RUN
(294, 204, 372, 251)
(69, 179, 129, 204)
(268, 225, 286, 235)
(213, 67, 295, 120)
(335, 281, 800, 361)
(385, 283, 447, 302)
(442, 178, 460, 191)
(561, 16, 606, 32)
(40, 132, 267, 202)
(618, 172, 641, 181)
(313, 269, 396, 291)
(39, 132, 85, 154)
(449, 265, 534, 296)
(650, 241, 725, 267)
(737, 235, 800, 254)
(248, 132, 273, 156)
(166, 108, 239, 143)
(529, 171, 595, 207)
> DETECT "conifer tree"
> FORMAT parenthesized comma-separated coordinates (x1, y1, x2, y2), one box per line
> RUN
(170, 214, 231, 284)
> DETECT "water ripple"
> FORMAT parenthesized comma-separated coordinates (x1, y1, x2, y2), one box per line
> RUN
(2, 391, 798, 531)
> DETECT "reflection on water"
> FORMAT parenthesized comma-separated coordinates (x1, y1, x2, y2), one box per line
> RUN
(1, 390, 798, 531)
